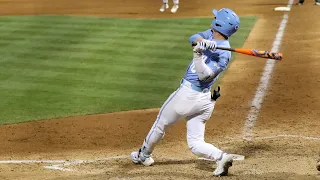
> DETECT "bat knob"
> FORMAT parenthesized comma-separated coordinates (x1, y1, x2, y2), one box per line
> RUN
(277, 53, 283, 60)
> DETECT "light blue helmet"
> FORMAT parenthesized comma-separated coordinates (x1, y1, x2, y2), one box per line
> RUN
(211, 8, 240, 38)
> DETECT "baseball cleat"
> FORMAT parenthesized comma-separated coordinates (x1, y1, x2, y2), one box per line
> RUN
(316, 2, 320, 5)
(171, 4, 179, 13)
(296, 2, 303, 5)
(159, 3, 169, 12)
(130, 149, 154, 166)
(213, 154, 233, 176)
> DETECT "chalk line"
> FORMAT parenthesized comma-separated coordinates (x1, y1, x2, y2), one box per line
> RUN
(0, 160, 66, 164)
(217, 134, 320, 146)
(44, 162, 74, 171)
(253, 134, 320, 141)
(243, 0, 295, 141)
(43, 155, 128, 171)
(0, 155, 128, 172)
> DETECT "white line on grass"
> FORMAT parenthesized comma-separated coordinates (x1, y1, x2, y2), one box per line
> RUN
(243, 0, 294, 140)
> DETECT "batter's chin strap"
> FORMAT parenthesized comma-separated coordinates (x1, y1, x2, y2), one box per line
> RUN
(211, 86, 221, 101)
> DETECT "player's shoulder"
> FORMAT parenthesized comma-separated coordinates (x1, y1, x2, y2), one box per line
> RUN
(215, 40, 231, 58)
(202, 29, 213, 38)
(216, 40, 230, 48)
(215, 40, 231, 53)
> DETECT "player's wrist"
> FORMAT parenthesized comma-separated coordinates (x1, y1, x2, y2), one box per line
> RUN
(193, 50, 202, 57)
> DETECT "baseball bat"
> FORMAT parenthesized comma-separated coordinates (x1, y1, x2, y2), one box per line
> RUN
(217, 46, 283, 60)
(192, 43, 282, 60)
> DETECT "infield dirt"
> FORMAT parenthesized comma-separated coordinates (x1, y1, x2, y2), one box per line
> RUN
(0, 0, 320, 179)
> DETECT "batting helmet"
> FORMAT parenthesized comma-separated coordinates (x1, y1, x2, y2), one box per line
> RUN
(211, 8, 240, 38)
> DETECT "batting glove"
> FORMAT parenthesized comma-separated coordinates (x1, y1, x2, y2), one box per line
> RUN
(202, 39, 217, 51)
(193, 41, 207, 54)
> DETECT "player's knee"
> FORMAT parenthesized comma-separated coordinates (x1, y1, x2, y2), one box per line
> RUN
(155, 119, 170, 134)
(187, 138, 204, 148)
(153, 122, 167, 138)
(188, 140, 205, 157)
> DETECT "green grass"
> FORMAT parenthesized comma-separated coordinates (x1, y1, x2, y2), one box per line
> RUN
(0, 15, 257, 124)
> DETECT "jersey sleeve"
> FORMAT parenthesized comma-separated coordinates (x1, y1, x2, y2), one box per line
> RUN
(199, 51, 231, 83)
(188, 29, 212, 43)
(209, 51, 231, 77)
(217, 51, 231, 71)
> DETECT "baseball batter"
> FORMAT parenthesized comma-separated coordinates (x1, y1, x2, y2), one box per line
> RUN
(131, 8, 240, 176)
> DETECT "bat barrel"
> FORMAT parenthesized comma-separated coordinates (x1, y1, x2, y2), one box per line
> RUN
(267, 52, 282, 60)
(253, 50, 283, 60)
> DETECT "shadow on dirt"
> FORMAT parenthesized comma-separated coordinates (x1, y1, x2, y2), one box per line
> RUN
(223, 141, 273, 158)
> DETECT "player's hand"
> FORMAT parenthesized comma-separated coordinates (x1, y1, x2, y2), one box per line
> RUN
(202, 39, 217, 51)
(193, 41, 207, 53)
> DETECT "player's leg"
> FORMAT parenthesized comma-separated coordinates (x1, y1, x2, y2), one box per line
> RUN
(186, 102, 224, 161)
(186, 101, 233, 176)
(142, 94, 183, 154)
(131, 86, 186, 166)
(171, 0, 179, 13)
(160, 0, 169, 12)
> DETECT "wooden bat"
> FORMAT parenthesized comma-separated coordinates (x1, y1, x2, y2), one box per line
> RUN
(192, 43, 283, 60)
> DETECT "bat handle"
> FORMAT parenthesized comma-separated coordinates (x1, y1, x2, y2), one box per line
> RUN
(191, 42, 234, 52)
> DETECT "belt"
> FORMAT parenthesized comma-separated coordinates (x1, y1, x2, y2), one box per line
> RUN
(180, 79, 210, 93)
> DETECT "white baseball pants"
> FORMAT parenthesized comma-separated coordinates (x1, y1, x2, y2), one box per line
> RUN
(141, 80, 224, 161)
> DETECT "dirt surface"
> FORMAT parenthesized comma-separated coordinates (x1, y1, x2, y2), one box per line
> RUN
(1, 0, 320, 179)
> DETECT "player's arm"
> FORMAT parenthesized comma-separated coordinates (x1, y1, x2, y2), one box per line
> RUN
(193, 48, 229, 81)
(192, 52, 214, 80)
(189, 29, 217, 50)
(189, 29, 212, 44)
(201, 56, 229, 82)
(193, 53, 226, 81)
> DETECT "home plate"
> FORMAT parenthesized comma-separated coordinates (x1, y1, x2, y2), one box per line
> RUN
(274, 7, 291, 11)
(198, 154, 245, 161)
